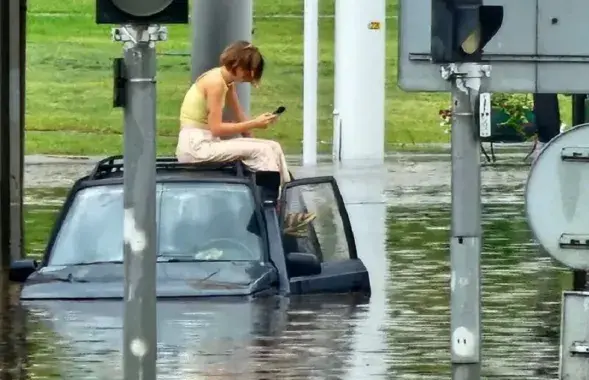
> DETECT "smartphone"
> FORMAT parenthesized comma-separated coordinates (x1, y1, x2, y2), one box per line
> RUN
(273, 106, 286, 115)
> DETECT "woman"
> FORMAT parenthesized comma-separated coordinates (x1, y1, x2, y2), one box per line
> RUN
(176, 40, 314, 237)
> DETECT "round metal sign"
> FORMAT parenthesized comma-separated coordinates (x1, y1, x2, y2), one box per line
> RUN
(112, 0, 173, 17)
(526, 123, 589, 270)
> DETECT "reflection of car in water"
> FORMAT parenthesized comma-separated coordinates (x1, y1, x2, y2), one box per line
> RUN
(10, 156, 371, 299)
(23, 294, 369, 378)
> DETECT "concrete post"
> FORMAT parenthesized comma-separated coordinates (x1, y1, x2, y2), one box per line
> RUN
(333, 0, 386, 163)
(191, 0, 253, 120)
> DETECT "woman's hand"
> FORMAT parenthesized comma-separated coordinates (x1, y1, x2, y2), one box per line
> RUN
(252, 113, 278, 129)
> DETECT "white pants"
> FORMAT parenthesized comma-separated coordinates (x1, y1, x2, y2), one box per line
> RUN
(175, 126, 292, 185)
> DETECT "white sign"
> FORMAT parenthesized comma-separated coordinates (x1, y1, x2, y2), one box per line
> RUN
(398, 0, 589, 93)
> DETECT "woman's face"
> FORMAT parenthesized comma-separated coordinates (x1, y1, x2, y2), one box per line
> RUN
(233, 67, 258, 86)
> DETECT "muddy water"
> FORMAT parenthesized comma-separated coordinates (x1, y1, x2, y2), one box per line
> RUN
(4, 154, 570, 378)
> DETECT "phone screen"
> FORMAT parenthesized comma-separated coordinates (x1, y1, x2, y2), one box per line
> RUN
(273, 106, 286, 115)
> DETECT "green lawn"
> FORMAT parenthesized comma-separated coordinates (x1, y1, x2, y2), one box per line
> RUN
(25, 0, 572, 156)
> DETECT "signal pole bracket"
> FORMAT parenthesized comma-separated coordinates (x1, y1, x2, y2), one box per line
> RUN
(112, 25, 168, 49)
(440, 63, 491, 96)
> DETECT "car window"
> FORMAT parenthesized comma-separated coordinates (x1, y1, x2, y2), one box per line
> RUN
(48, 182, 263, 266)
(281, 181, 352, 262)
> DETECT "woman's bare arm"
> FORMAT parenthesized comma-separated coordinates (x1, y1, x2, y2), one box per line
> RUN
(206, 82, 259, 137)
(225, 85, 255, 137)
(225, 85, 248, 122)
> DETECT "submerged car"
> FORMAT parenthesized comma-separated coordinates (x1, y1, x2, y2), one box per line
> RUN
(10, 155, 371, 300)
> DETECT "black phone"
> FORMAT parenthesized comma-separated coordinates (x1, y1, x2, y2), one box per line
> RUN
(273, 106, 286, 115)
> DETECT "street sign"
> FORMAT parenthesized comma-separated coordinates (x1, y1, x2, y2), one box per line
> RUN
(559, 291, 589, 379)
(398, 0, 589, 93)
(526, 123, 589, 271)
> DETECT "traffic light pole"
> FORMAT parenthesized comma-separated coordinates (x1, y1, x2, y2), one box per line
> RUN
(442, 62, 490, 380)
(571, 94, 588, 291)
(112, 24, 166, 380)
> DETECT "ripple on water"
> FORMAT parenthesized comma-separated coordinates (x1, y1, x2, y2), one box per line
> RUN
(15, 161, 565, 378)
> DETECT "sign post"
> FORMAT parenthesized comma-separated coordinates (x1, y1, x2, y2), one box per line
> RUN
(113, 24, 163, 379)
(571, 95, 588, 291)
(96, 1, 188, 379)
(431, 2, 502, 378)
(445, 63, 489, 380)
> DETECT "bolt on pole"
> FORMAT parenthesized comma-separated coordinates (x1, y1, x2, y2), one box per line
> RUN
(112, 24, 166, 380)
(442, 63, 488, 380)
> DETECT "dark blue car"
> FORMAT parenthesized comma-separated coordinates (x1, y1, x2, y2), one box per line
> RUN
(10, 156, 371, 299)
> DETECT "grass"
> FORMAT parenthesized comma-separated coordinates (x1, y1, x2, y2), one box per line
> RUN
(24, 0, 573, 156)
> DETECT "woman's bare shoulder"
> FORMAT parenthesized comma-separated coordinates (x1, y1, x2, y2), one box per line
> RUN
(198, 68, 224, 87)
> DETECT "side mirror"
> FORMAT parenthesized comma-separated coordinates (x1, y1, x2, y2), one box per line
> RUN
(286, 252, 321, 277)
(9, 259, 39, 283)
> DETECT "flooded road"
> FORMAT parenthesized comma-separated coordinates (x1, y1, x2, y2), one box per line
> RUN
(7, 152, 570, 378)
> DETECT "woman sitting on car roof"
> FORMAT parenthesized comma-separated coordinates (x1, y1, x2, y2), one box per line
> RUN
(176, 40, 314, 236)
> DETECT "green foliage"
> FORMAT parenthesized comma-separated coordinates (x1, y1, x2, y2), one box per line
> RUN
(491, 93, 533, 130)
(439, 93, 534, 135)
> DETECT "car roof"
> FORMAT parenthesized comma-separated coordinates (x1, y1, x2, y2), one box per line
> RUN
(79, 155, 255, 186)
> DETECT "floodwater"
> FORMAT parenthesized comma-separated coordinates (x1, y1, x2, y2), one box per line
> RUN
(1, 152, 570, 378)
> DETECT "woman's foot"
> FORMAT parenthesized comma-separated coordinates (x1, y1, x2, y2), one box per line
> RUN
(283, 212, 316, 237)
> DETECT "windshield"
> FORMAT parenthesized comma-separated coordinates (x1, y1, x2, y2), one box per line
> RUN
(48, 182, 264, 266)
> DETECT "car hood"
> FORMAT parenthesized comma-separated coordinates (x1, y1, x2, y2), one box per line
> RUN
(20, 261, 277, 300)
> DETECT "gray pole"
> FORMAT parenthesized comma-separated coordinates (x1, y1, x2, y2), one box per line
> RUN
(0, 0, 14, 376)
(113, 24, 165, 380)
(191, 0, 253, 119)
(571, 94, 588, 290)
(442, 63, 488, 380)
(0, 0, 11, 274)
(8, 0, 25, 261)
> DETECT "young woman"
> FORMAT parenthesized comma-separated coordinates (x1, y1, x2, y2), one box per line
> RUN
(176, 40, 314, 236)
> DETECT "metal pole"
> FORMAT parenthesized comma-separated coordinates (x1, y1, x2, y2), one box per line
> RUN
(571, 94, 587, 291)
(534, 93, 561, 144)
(114, 24, 164, 380)
(8, 0, 25, 261)
(0, 0, 15, 376)
(0, 277, 15, 380)
(191, 0, 253, 120)
(303, 0, 318, 166)
(445, 63, 486, 380)
(0, 0, 11, 274)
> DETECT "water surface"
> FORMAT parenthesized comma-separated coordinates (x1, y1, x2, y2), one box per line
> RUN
(3, 156, 570, 378)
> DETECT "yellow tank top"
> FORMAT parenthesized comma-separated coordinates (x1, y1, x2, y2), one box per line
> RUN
(179, 68, 230, 127)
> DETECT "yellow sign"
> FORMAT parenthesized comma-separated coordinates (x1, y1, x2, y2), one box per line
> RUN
(368, 21, 381, 30)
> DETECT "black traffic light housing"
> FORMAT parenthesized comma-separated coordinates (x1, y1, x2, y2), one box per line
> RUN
(96, 0, 189, 24)
(431, 0, 503, 63)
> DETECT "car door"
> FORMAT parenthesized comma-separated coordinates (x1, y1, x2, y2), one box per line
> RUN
(279, 176, 370, 295)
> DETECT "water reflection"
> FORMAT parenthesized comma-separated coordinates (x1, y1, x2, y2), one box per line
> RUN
(25, 295, 368, 379)
(0, 276, 27, 380)
(13, 160, 574, 378)
(20, 201, 567, 379)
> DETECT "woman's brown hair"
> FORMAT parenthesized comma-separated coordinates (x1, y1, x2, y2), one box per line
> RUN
(219, 40, 265, 83)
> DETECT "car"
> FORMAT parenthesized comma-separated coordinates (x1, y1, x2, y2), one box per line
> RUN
(10, 155, 371, 300)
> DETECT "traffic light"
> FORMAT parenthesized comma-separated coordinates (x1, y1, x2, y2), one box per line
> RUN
(430, 0, 503, 63)
(96, 0, 189, 24)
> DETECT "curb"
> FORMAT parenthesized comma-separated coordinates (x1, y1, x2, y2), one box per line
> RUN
(23, 143, 536, 166)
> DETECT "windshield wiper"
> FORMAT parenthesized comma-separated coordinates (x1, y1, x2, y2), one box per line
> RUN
(69, 260, 124, 266)
(64, 257, 236, 266)
(157, 255, 233, 263)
